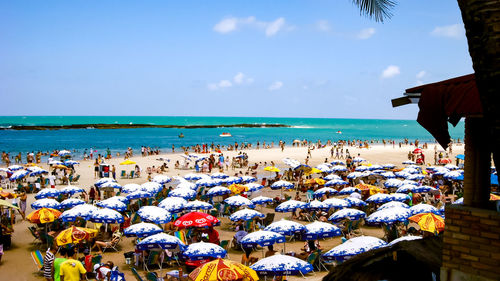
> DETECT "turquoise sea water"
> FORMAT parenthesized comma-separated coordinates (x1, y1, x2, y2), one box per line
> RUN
(0, 116, 464, 158)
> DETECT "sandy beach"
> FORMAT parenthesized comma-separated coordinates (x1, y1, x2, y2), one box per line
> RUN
(0, 142, 464, 281)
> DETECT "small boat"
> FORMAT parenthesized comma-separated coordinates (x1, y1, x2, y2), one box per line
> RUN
(336, 131, 342, 134)
(178, 133, 184, 138)
(219, 132, 232, 137)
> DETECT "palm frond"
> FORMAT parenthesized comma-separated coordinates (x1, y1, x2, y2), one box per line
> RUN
(352, 0, 396, 22)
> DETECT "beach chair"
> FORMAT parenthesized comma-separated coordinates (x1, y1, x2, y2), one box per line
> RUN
(102, 231, 123, 252)
(31, 250, 44, 270)
(306, 251, 320, 272)
(71, 174, 80, 183)
(120, 170, 127, 179)
(315, 250, 329, 271)
(143, 250, 161, 271)
(219, 240, 229, 250)
(131, 267, 145, 281)
(28, 226, 41, 245)
(146, 272, 159, 281)
(129, 171, 135, 179)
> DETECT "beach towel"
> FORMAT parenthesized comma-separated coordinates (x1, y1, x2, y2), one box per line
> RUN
(174, 230, 186, 244)
(31, 250, 44, 270)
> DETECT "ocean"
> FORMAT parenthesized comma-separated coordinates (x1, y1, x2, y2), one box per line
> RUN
(0, 116, 465, 158)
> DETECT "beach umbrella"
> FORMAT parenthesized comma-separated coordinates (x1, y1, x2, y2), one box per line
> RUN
(365, 207, 411, 225)
(395, 171, 411, 179)
(264, 166, 281, 173)
(224, 195, 255, 208)
(264, 219, 305, 236)
(444, 170, 463, 181)
(196, 178, 221, 187)
(185, 200, 213, 211)
(152, 175, 172, 184)
(0, 199, 19, 209)
(121, 183, 141, 194)
(184, 173, 205, 181)
(344, 197, 367, 207)
(387, 235, 423, 246)
(275, 200, 307, 212)
(332, 165, 348, 172)
(141, 182, 163, 194)
(316, 164, 333, 173)
(32, 198, 61, 209)
(58, 150, 71, 156)
(59, 185, 84, 195)
(29, 167, 49, 176)
(124, 222, 163, 238)
(305, 200, 329, 211)
(366, 193, 391, 204)
(408, 213, 445, 233)
(107, 196, 129, 203)
(96, 198, 127, 211)
(270, 180, 294, 190)
(100, 181, 121, 189)
(328, 208, 366, 222)
(324, 174, 342, 181)
(60, 198, 85, 209)
(381, 172, 396, 179)
(35, 188, 61, 199)
(313, 187, 338, 198)
(63, 160, 80, 166)
(183, 242, 227, 260)
(169, 188, 196, 199)
(346, 172, 363, 179)
(407, 174, 425, 181)
(323, 198, 349, 209)
(176, 181, 198, 190)
(55, 226, 97, 246)
(401, 180, 418, 186)
(119, 160, 136, 165)
(303, 221, 342, 240)
(453, 197, 464, 205)
(27, 208, 62, 224)
(174, 212, 220, 229)
(206, 186, 231, 197)
(251, 196, 273, 205)
(322, 236, 387, 261)
(377, 201, 409, 211)
(126, 190, 154, 200)
(384, 179, 403, 188)
(8, 165, 23, 171)
(211, 172, 228, 179)
(402, 160, 416, 165)
(223, 176, 243, 185)
(158, 197, 187, 213)
(94, 178, 116, 187)
(402, 167, 420, 174)
(414, 185, 437, 193)
(444, 164, 459, 170)
(395, 184, 418, 193)
(60, 204, 98, 222)
(10, 169, 29, 181)
(388, 193, 409, 202)
(324, 179, 348, 187)
(355, 166, 369, 172)
(250, 254, 313, 277)
(90, 208, 124, 223)
(382, 164, 396, 169)
(228, 184, 248, 194)
(409, 204, 439, 215)
(352, 157, 366, 163)
(240, 230, 285, 248)
(245, 183, 264, 193)
(229, 209, 265, 222)
(241, 176, 257, 183)
(338, 187, 361, 195)
(331, 160, 345, 165)
(138, 206, 172, 224)
(189, 259, 258, 281)
(49, 161, 64, 166)
(136, 233, 185, 250)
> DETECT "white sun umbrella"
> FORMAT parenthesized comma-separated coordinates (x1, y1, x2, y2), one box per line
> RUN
(35, 188, 61, 199)
(303, 221, 342, 240)
(409, 204, 439, 215)
(100, 181, 121, 189)
(107, 196, 129, 203)
(275, 200, 307, 212)
(136, 233, 185, 250)
(324, 174, 342, 181)
(377, 201, 409, 211)
(316, 164, 333, 173)
(270, 180, 294, 190)
(323, 236, 387, 261)
(185, 200, 213, 211)
(91, 208, 124, 223)
(331, 160, 345, 165)
(245, 183, 264, 193)
(152, 175, 172, 184)
(344, 197, 367, 207)
(169, 187, 196, 199)
(384, 179, 403, 188)
(346, 172, 363, 179)
(355, 166, 369, 172)
(58, 150, 71, 156)
(328, 208, 366, 222)
(444, 164, 459, 170)
(324, 179, 348, 187)
(29, 167, 49, 176)
(96, 198, 127, 211)
(230, 209, 265, 221)
(368, 164, 383, 171)
(158, 197, 187, 213)
(176, 181, 197, 190)
(250, 254, 314, 277)
(59, 185, 84, 195)
(306, 200, 329, 211)
(408, 174, 425, 181)
(402, 168, 420, 174)
(395, 171, 412, 179)
(338, 187, 361, 195)
(401, 180, 418, 186)
(10, 169, 29, 181)
(211, 172, 228, 179)
(122, 183, 141, 194)
(240, 230, 286, 248)
(48, 160, 64, 165)
(251, 196, 273, 205)
(265, 219, 305, 236)
(388, 193, 409, 202)
(365, 207, 411, 225)
(205, 186, 231, 197)
(387, 235, 423, 246)
(241, 176, 257, 183)
(126, 190, 154, 200)
(31, 198, 61, 209)
(222, 176, 242, 185)
(352, 157, 366, 163)
(8, 165, 24, 171)
(396, 184, 418, 193)
(64, 160, 79, 166)
(323, 198, 349, 209)
(224, 195, 255, 208)
(313, 187, 338, 198)
(184, 173, 204, 181)
(60, 198, 85, 209)
(283, 157, 301, 168)
(196, 178, 221, 187)
(184, 241, 227, 260)
(60, 204, 98, 222)
(124, 222, 163, 238)
(94, 178, 116, 187)
(381, 172, 396, 179)
(138, 206, 172, 224)
(402, 160, 416, 165)
(366, 193, 391, 204)
(332, 165, 349, 172)
(382, 163, 395, 169)
(141, 182, 163, 194)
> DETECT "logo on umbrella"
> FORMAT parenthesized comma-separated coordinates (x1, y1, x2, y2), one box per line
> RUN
(218, 268, 238, 280)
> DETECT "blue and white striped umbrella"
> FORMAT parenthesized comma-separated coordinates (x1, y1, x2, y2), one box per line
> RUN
(402, 160, 416, 165)
(224, 195, 255, 208)
(49, 160, 64, 165)
(365, 207, 411, 225)
(401, 180, 418, 186)
(250, 254, 314, 276)
(395, 171, 412, 179)
(64, 160, 80, 166)
(152, 175, 172, 184)
(31, 198, 61, 209)
(35, 188, 61, 199)
(240, 230, 286, 248)
(108, 196, 129, 203)
(384, 179, 403, 188)
(352, 157, 366, 163)
(124, 222, 163, 238)
(205, 186, 231, 197)
(323, 236, 387, 261)
(184, 241, 227, 260)
(94, 178, 116, 187)
(138, 206, 172, 224)
(184, 173, 204, 181)
(185, 200, 213, 211)
(377, 201, 409, 211)
(97, 198, 127, 211)
(444, 170, 463, 181)
(29, 168, 49, 176)
(355, 166, 369, 172)
(313, 187, 338, 198)
(303, 221, 342, 240)
(383, 164, 396, 169)
(402, 168, 420, 174)
(60, 185, 84, 195)
(439, 205, 445, 215)
(169, 188, 196, 199)
(126, 190, 154, 200)
(368, 165, 383, 171)
(222, 176, 243, 185)
(331, 165, 348, 172)
(270, 180, 294, 190)
(122, 183, 141, 194)
(408, 174, 425, 181)
(395, 184, 419, 193)
(60, 198, 85, 209)
(444, 164, 459, 170)
(413, 185, 437, 193)
(176, 181, 198, 190)
(388, 193, 409, 202)
(241, 176, 257, 183)
(331, 160, 345, 165)
(265, 220, 305, 236)
(344, 197, 367, 207)
(275, 200, 307, 212)
(431, 167, 449, 176)
(346, 172, 363, 179)
(409, 204, 439, 215)
(230, 209, 265, 221)
(366, 193, 391, 204)
(324, 179, 348, 187)
(10, 170, 29, 181)
(328, 208, 366, 222)
(251, 196, 273, 205)
(306, 200, 329, 211)
(381, 172, 396, 179)
(158, 197, 187, 213)
(60, 204, 98, 222)
(323, 198, 349, 209)
(338, 187, 361, 195)
(324, 174, 342, 181)
(141, 182, 163, 194)
(8, 165, 24, 171)
(316, 164, 333, 173)
(136, 233, 185, 250)
(100, 181, 122, 189)
(387, 235, 423, 246)
(58, 150, 71, 156)
(196, 178, 221, 187)
(211, 172, 228, 179)
(91, 208, 124, 223)
(245, 183, 264, 193)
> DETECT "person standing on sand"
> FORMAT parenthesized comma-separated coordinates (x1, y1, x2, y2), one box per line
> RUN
(44, 247, 57, 281)
(111, 165, 116, 180)
(60, 248, 86, 281)
(52, 248, 67, 281)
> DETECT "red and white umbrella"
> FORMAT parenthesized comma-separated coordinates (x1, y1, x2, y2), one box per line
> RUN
(173, 211, 220, 228)
(413, 148, 423, 154)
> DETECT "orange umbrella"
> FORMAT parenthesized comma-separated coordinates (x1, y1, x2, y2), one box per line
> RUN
(56, 226, 98, 246)
(305, 178, 326, 185)
(27, 208, 62, 224)
(189, 258, 258, 281)
(408, 212, 445, 233)
(228, 184, 248, 195)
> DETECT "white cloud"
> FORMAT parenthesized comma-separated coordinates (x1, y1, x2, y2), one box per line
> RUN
(213, 16, 288, 37)
(431, 24, 464, 39)
(218, 80, 232, 88)
(357, 27, 376, 39)
(233, 72, 254, 84)
(381, 65, 400, 79)
(208, 72, 253, 91)
(269, 81, 283, 91)
(316, 20, 331, 32)
(416, 70, 426, 79)
(207, 83, 218, 91)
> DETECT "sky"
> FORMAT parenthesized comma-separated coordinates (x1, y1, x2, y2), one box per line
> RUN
(0, 0, 473, 119)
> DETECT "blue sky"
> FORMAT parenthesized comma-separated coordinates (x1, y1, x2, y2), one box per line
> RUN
(1, 0, 473, 119)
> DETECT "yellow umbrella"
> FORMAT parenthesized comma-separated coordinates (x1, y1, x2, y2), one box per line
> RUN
(408, 213, 445, 233)
(27, 208, 61, 224)
(305, 178, 326, 185)
(305, 168, 323, 175)
(0, 199, 19, 209)
(120, 159, 136, 165)
(189, 258, 258, 281)
(56, 226, 98, 246)
(264, 166, 280, 172)
(228, 184, 248, 195)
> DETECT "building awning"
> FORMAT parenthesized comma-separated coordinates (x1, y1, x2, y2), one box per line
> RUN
(392, 74, 482, 149)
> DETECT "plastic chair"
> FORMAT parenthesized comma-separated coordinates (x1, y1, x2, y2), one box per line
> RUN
(131, 267, 145, 281)
(146, 272, 159, 281)
(31, 250, 44, 270)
